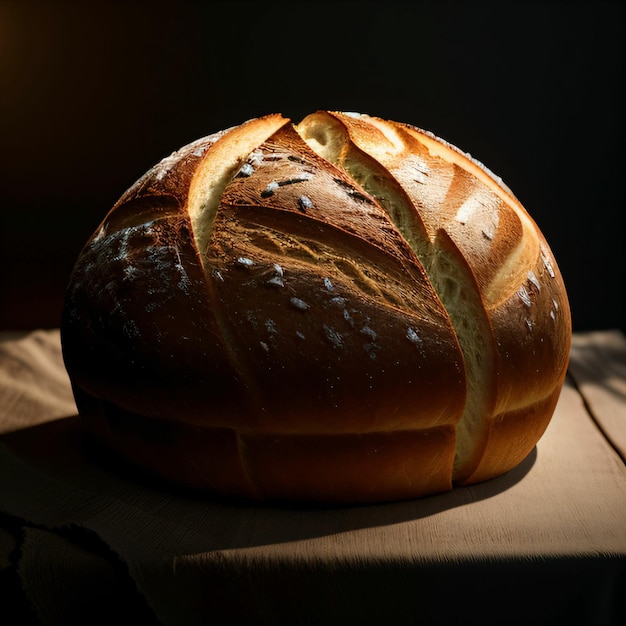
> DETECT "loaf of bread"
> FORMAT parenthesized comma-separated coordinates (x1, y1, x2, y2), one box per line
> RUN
(61, 111, 571, 504)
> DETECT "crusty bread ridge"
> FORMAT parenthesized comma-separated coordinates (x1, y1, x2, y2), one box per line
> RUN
(61, 111, 571, 504)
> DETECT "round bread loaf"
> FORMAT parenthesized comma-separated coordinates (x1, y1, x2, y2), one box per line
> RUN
(61, 111, 571, 504)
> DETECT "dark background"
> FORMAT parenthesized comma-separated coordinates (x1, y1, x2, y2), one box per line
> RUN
(1, 0, 624, 332)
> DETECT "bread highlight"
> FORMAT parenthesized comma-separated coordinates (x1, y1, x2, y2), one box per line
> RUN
(296, 112, 494, 480)
(187, 114, 288, 262)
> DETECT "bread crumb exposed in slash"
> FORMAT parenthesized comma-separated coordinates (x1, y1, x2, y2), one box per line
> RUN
(187, 114, 288, 263)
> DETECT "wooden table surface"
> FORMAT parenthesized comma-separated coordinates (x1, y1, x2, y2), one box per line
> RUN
(0, 329, 624, 626)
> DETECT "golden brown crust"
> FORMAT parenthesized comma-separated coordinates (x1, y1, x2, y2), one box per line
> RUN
(61, 110, 571, 504)
(76, 389, 456, 504)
